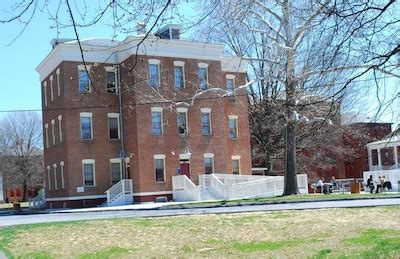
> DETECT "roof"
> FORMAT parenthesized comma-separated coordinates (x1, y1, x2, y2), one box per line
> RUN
(366, 131, 400, 147)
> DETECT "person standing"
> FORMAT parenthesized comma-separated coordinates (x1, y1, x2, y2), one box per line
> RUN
(367, 175, 374, 194)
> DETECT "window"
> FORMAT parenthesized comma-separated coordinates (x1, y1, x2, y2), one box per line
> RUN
(201, 108, 212, 135)
(53, 164, 58, 190)
(78, 65, 91, 93)
(43, 81, 47, 107)
(50, 75, 54, 102)
(154, 155, 166, 182)
(232, 156, 241, 175)
(82, 159, 95, 187)
(174, 61, 185, 89)
(47, 166, 51, 191)
(56, 68, 60, 96)
(45, 123, 49, 148)
(51, 119, 55, 145)
(108, 113, 120, 139)
(226, 75, 235, 95)
(151, 107, 163, 135)
(80, 112, 93, 140)
(148, 59, 160, 88)
(60, 161, 65, 189)
(58, 115, 62, 143)
(204, 153, 214, 174)
(198, 63, 208, 90)
(229, 115, 238, 139)
(371, 149, 378, 166)
(110, 159, 122, 185)
(105, 67, 116, 93)
(177, 107, 188, 135)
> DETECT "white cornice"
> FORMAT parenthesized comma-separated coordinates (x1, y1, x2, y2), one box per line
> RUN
(36, 37, 247, 81)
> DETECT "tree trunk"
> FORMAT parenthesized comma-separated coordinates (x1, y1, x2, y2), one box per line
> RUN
(284, 122, 299, 195)
(22, 180, 28, 202)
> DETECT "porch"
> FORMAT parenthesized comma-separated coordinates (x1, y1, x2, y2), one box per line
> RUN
(172, 173, 308, 202)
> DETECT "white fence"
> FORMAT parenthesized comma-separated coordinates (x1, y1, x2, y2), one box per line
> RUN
(363, 169, 400, 192)
(28, 189, 46, 209)
(173, 173, 308, 202)
(105, 179, 133, 206)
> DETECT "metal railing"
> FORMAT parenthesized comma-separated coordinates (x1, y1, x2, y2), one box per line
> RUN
(172, 175, 201, 201)
(28, 189, 46, 210)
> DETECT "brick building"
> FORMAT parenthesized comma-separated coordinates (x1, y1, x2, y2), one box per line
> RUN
(36, 27, 251, 208)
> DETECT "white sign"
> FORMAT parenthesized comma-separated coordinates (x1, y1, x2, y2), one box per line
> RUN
(77, 187, 84, 193)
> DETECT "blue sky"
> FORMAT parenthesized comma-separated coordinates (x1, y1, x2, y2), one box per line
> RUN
(0, 2, 398, 128)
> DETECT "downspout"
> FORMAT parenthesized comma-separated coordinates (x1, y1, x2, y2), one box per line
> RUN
(116, 65, 127, 179)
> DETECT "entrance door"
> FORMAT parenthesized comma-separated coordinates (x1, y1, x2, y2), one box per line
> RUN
(180, 160, 190, 179)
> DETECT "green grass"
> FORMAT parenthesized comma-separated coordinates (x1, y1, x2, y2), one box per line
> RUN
(0, 206, 399, 258)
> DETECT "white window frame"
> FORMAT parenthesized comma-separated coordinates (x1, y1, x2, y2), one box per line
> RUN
(201, 108, 212, 135)
(174, 61, 185, 89)
(148, 59, 161, 88)
(110, 158, 123, 185)
(51, 119, 55, 145)
(60, 161, 65, 189)
(177, 107, 188, 135)
(58, 115, 63, 143)
(198, 63, 209, 90)
(43, 81, 47, 107)
(203, 153, 215, 174)
(151, 107, 163, 135)
(47, 166, 51, 191)
(105, 66, 117, 94)
(229, 115, 238, 139)
(56, 68, 60, 96)
(49, 75, 54, 102)
(80, 112, 93, 140)
(78, 65, 91, 93)
(108, 113, 120, 139)
(45, 123, 49, 148)
(154, 154, 166, 183)
(226, 74, 235, 94)
(53, 163, 58, 190)
(231, 155, 241, 175)
(82, 159, 96, 187)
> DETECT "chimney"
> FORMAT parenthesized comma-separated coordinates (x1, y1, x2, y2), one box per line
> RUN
(136, 22, 146, 35)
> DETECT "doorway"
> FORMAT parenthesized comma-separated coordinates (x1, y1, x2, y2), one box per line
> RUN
(180, 159, 190, 179)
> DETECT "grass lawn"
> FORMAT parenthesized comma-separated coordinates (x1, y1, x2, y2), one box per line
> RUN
(0, 206, 399, 258)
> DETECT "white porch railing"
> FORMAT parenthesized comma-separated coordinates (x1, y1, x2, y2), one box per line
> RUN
(363, 169, 400, 192)
(28, 189, 46, 210)
(105, 179, 133, 206)
(172, 175, 201, 201)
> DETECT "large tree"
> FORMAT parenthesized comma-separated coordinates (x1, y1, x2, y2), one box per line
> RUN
(0, 112, 43, 201)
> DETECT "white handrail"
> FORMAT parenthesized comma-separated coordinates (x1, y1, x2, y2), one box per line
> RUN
(28, 189, 46, 210)
(105, 179, 133, 206)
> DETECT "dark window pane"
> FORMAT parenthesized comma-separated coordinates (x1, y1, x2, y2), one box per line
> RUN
(83, 164, 94, 186)
(204, 157, 213, 174)
(229, 118, 237, 139)
(155, 159, 165, 182)
(152, 111, 162, 135)
(106, 71, 116, 93)
(371, 149, 378, 166)
(177, 112, 187, 135)
(175, 66, 184, 89)
(201, 113, 211, 135)
(149, 64, 159, 88)
(227, 79, 234, 94)
(232, 159, 240, 174)
(198, 68, 208, 90)
(109, 117, 119, 139)
(111, 162, 121, 185)
(81, 117, 92, 140)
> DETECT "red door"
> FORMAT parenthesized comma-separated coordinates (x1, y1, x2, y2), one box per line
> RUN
(180, 162, 190, 179)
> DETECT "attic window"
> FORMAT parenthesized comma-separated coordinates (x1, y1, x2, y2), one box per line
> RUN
(155, 25, 180, 40)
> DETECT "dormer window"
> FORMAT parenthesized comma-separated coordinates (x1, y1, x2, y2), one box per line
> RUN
(155, 25, 181, 40)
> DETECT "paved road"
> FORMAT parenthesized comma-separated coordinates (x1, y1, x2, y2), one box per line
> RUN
(0, 198, 399, 228)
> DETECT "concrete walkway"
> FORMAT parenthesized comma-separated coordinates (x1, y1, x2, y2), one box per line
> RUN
(0, 198, 399, 228)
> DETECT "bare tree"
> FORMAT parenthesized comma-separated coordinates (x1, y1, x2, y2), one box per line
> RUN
(0, 112, 43, 201)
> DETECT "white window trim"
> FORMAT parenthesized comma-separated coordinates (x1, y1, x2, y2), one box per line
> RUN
(56, 68, 60, 96)
(198, 63, 209, 68)
(148, 61, 161, 88)
(105, 66, 116, 72)
(176, 107, 188, 113)
(151, 107, 163, 135)
(80, 112, 93, 140)
(82, 159, 96, 187)
(201, 109, 212, 135)
(110, 158, 122, 184)
(108, 113, 120, 139)
(43, 81, 47, 107)
(78, 65, 92, 93)
(174, 62, 186, 89)
(51, 119, 55, 145)
(45, 123, 49, 148)
(60, 161, 65, 189)
(173, 61, 185, 66)
(203, 153, 214, 158)
(47, 166, 51, 191)
(154, 155, 166, 183)
(49, 75, 54, 102)
(53, 163, 58, 190)
(148, 59, 161, 65)
(58, 115, 62, 143)
(231, 155, 241, 160)
(229, 115, 238, 119)
(226, 74, 236, 80)
(105, 67, 117, 94)
(198, 64, 209, 90)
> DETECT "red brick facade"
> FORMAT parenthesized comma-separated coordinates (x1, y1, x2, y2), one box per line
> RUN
(38, 37, 252, 208)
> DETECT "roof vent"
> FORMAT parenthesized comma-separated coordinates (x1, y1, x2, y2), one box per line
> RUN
(155, 25, 181, 40)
